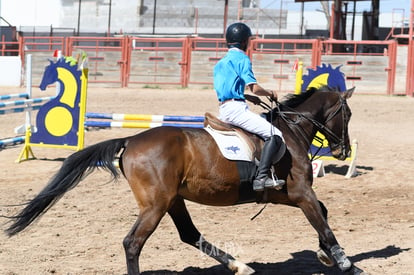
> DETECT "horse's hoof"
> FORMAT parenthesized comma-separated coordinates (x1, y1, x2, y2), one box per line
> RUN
(228, 259, 255, 275)
(316, 248, 335, 267)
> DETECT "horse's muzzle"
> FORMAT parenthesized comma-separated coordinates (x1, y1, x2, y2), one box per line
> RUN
(331, 144, 350, 161)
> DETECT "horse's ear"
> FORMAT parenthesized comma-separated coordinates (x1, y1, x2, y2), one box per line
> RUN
(342, 87, 355, 100)
(47, 58, 54, 64)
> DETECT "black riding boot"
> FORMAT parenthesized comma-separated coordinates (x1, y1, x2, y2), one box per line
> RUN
(253, 135, 286, 191)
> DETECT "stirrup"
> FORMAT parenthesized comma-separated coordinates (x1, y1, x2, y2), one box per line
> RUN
(253, 167, 285, 191)
(253, 176, 285, 192)
(267, 167, 285, 190)
(264, 177, 285, 190)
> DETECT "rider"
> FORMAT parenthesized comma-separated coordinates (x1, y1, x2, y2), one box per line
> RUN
(213, 22, 287, 192)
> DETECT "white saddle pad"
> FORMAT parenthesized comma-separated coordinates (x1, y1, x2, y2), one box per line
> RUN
(204, 125, 253, 161)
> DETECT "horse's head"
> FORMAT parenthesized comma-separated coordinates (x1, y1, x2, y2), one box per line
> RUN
(39, 59, 58, 91)
(321, 87, 354, 160)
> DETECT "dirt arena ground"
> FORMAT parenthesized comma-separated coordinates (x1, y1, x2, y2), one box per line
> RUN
(0, 86, 413, 275)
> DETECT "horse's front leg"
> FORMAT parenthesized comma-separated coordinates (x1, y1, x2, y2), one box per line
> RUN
(314, 200, 336, 267)
(315, 201, 363, 273)
(288, 178, 360, 273)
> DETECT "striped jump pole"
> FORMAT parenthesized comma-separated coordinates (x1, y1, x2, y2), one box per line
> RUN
(0, 93, 29, 100)
(0, 136, 25, 148)
(0, 96, 55, 109)
(0, 96, 55, 115)
(85, 112, 205, 129)
(84, 120, 204, 129)
(85, 112, 205, 123)
(0, 105, 43, 115)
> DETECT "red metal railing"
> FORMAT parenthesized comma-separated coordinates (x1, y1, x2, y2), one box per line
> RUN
(127, 36, 188, 87)
(187, 37, 227, 86)
(320, 39, 398, 95)
(0, 35, 20, 56)
(249, 38, 319, 92)
(5, 35, 413, 96)
(66, 36, 126, 86)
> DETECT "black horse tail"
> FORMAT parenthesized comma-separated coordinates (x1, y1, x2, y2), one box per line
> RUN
(4, 137, 128, 237)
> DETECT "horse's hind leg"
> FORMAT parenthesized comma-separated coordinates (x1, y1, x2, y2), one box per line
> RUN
(167, 197, 255, 275)
(123, 205, 168, 275)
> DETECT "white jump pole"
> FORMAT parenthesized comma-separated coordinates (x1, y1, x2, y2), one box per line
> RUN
(15, 54, 34, 135)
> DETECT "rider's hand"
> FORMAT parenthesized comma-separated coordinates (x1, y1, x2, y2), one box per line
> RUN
(269, 90, 278, 102)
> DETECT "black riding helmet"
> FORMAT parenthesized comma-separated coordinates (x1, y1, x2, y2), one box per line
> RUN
(225, 22, 252, 51)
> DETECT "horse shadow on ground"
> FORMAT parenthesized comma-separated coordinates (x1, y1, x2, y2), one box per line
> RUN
(324, 164, 373, 177)
(35, 157, 66, 162)
(140, 245, 410, 275)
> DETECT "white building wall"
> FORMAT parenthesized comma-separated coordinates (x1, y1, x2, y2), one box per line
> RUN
(1, 0, 401, 38)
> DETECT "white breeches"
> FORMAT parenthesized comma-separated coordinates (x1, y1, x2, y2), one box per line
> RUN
(219, 101, 283, 140)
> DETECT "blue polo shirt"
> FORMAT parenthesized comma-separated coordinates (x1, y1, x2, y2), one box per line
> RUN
(214, 48, 257, 102)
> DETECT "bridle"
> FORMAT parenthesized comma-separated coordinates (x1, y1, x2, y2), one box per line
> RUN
(274, 94, 350, 160)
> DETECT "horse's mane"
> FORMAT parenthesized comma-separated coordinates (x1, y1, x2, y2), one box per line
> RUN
(280, 86, 336, 108)
(265, 86, 339, 121)
(280, 88, 317, 108)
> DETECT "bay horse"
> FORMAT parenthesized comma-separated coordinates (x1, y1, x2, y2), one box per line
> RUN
(3, 87, 365, 275)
